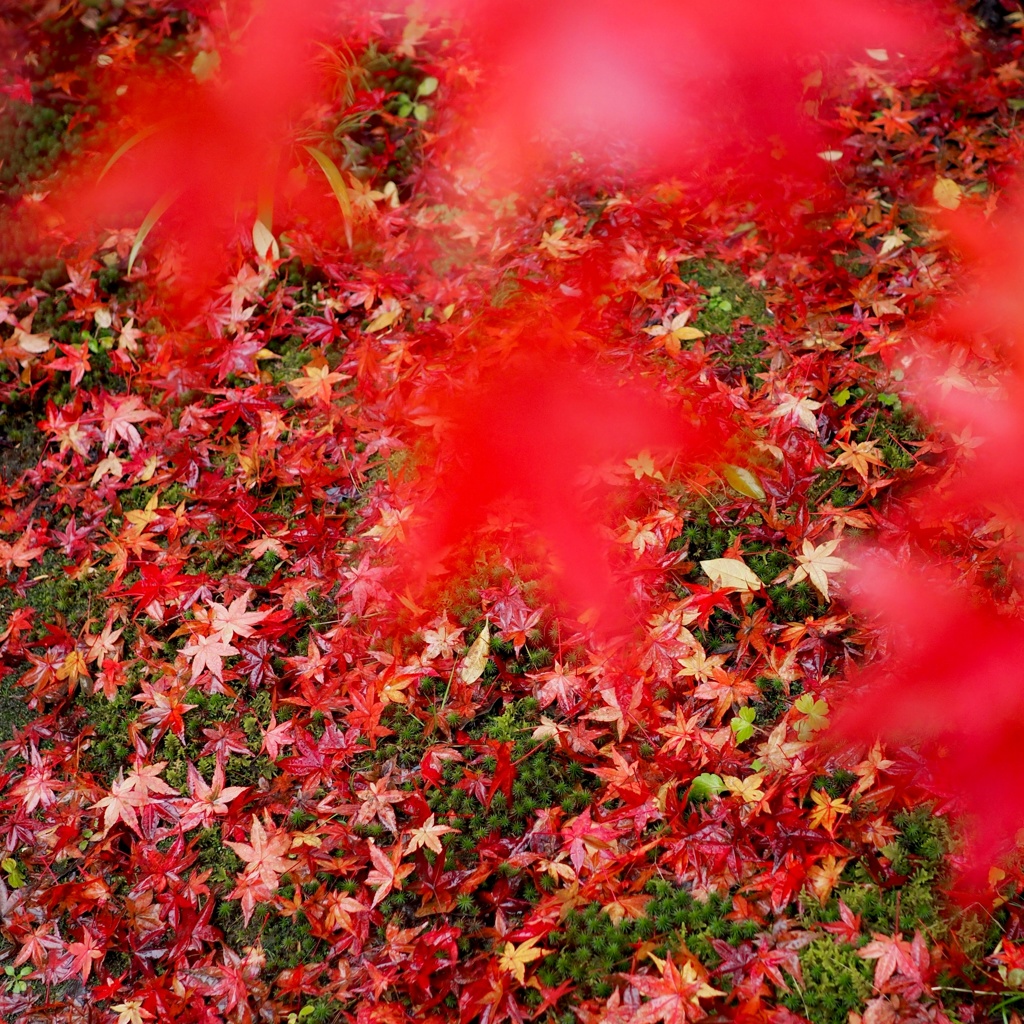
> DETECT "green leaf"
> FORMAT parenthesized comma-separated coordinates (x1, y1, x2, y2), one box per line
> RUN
(689, 773, 725, 800)
(304, 145, 353, 248)
(730, 707, 757, 743)
(416, 76, 439, 98)
(191, 49, 221, 83)
(722, 464, 765, 501)
(834, 388, 852, 407)
(127, 189, 180, 275)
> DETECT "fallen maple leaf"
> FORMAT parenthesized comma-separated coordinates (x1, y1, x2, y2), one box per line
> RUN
(700, 557, 763, 594)
(99, 395, 161, 452)
(723, 773, 766, 804)
(628, 953, 724, 1023)
(0, 530, 46, 574)
(209, 591, 267, 643)
(67, 928, 103, 983)
(181, 632, 238, 684)
(498, 936, 551, 984)
(352, 776, 407, 834)
(225, 814, 293, 891)
(771, 393, 823, 433)
(602, 892, 651, 926)
(365, 839, 415, 908)
(808, 789, 852, 833)
(459, 621, 491, 684)
(179, 761, 248, 830)
(789, 538, 850, 601)
(406, 814, 460, 855)
(832, 438, 887, 481)
(859, 932, 917, 990)
(286, 363, 352, 405)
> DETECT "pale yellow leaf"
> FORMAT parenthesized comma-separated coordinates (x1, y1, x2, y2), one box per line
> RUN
(459, 621, 490, 684)
(700, 558, 763, 593)
(722, 464, 765, 501)
(252, 218, 279, 261)
(932, 176, 962, 210)
(789, 538, 851, 601)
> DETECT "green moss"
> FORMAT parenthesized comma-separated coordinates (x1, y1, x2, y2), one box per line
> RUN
(807, 469, 843, 506)
(0, 549, 113, 641)
(541, 886, 758, 1001)
(0, 399, 48, 486)
(782, 938, 873, 1024)
(811, 769, 857, 799)
(76, 685, 140, 781)
(679, 260, 770, 335)
(752, 675, 798, 726)
(0, 670, 34, 743)
(831, 806, 950, 938)
(0, 96, 79, 197)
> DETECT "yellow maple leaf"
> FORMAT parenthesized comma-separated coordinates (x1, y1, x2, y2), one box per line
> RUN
(643, 311, 704, 355)
(602, 892, 651, 926)
(286, 363, 351, 405)
(499, 936, 550, 984)
(111, 1000, 149, 1024)
(723, 773, 766, 803)
(789, 538, 851, 600)
(806, 854, 849, 903)
(808, 789, 852, 832)
(771, 393, 823, 433)
(626, 449, 665, 481)
(406, 813, 460, 855)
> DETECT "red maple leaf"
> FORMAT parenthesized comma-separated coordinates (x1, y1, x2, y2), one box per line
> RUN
(225, 814, 293, 891)
(821, 901, 862, 945)
(365, 839, 415, 908)
(858, 932, 918, 990)
(627, 954, 723, 1023)
(66, 929, 104, 983)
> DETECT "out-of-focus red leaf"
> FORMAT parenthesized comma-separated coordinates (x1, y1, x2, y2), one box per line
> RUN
(53, 0, 325, 308)
(403, 339, 735, 632)
(834, 553, 1024, 881)
(428, 0, 938, 192)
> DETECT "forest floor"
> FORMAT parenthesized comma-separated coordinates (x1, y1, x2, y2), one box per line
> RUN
(2, 3, 1024, 1024)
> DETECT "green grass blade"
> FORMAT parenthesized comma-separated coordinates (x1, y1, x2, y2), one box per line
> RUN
(127, 189, 179, 275)
(303, 145, 353, 247)
(98, 122, 164, 182)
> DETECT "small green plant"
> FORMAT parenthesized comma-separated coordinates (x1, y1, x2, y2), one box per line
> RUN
(3, 964, 32, 995)
(729, 707, 757, 743)
(1, 857, 26, 888)
(287, 1004, 316, 1024)
(393, 75, 438, 121)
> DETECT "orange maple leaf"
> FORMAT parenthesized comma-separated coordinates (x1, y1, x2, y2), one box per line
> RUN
(365, 839, 415, 908)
